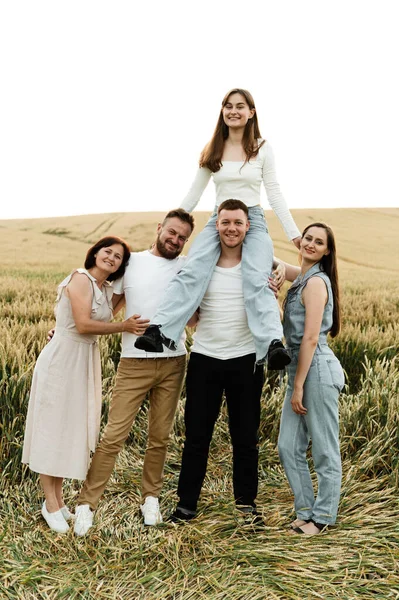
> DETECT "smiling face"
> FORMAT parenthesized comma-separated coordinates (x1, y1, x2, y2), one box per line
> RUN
(155, 217, 192, 259)
(95, 243, 124, 274)
(222, 92, 255, 130)
(300, 226, 330, 264)
(216, 208, 249, 249)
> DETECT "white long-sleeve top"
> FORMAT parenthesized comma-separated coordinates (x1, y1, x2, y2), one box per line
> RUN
(180, 141, 300, 241)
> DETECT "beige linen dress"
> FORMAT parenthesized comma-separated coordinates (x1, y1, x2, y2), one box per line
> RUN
(22, 269, 114, 480)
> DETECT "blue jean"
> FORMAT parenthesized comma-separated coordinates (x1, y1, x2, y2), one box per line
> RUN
(277, 350, 344, 525)
(153, 206, 283, 363)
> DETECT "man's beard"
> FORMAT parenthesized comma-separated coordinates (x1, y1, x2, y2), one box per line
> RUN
(155, 235, 181, 259)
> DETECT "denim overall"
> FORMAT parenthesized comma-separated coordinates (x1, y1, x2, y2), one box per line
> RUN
(278, 263, 345, 525)
(153, 206, 283, 364)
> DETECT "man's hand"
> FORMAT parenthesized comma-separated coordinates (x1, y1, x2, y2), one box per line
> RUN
(268, 262, 286, 299)
(268, 276, 278, 298)
(272, 262, 286, 289)
(47, 328, 55, 342)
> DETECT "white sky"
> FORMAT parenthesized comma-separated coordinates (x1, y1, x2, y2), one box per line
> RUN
(1, 0, 398, 219)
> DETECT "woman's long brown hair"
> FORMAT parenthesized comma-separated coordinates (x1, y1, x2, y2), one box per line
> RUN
(199, 88, 265, 173)
(302, 222, 341, 337)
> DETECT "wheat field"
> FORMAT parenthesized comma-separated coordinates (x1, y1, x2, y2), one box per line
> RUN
(1, 208, 399, 599)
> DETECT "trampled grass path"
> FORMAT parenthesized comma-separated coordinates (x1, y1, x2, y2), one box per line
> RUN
(2, 449, 399, 600)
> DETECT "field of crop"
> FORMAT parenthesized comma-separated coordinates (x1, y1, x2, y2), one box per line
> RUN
(1, 208, 399, 599)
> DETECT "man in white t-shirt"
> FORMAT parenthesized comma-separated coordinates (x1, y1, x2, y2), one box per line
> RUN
(170, 199, 282, 523)
(74, 209, 195, 536)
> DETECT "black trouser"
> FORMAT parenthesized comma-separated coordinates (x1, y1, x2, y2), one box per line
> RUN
(177, 352, 264, 512)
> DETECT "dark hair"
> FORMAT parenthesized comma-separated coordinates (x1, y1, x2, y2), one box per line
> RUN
(217, 199, 249, 218)
(200, 88, 265, 173)
(85, 236, 131, 281)
(302, 222, 341, 337)
(162, 208, 195, 232)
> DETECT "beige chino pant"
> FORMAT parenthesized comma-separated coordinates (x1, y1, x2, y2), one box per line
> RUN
(78, 355, 186, 510)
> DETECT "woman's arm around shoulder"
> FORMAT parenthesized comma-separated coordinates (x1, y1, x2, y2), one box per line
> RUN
(66, 272, 148, 335)
(186, 308, 200, 328)
(112, 293, 126, 315)
(273, 257, 301, 282)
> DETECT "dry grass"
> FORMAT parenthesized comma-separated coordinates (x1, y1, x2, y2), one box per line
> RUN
(1, 209, 399, 599)
(1, 207, 398, 279)
(2, 458, 399, 599)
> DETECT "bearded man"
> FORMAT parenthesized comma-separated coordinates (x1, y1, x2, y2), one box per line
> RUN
(73, 209, 194, 535)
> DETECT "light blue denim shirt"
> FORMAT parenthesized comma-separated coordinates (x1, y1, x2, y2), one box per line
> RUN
(283, 262, 333, 350)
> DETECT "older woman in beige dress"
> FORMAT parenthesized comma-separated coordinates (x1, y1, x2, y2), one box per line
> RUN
(22, 236, 149, 533)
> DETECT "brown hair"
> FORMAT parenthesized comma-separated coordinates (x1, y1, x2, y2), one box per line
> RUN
(302, 222, 341, 337)
(162, 208, 195, 232)
(199, 88, 264, 173)
(84, 236, 131, 281)
(217, 199, 249, 218)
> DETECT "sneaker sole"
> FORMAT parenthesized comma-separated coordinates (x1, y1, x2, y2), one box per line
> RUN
(134, 337, 163, 353)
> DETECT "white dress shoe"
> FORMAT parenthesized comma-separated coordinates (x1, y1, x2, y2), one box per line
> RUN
(74, 504, 94, 536)
(140, 496, 162, 526)
(60, 506, 75, 521)
(41, 502, 69, 534)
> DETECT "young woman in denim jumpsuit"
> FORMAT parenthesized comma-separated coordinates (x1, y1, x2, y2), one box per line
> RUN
(277, 223, 345, 535)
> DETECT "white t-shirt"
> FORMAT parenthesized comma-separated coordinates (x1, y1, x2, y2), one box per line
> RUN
(191, 262, 255, 360)
(113, 250, 187, 358)
(180, 141, 300, 241)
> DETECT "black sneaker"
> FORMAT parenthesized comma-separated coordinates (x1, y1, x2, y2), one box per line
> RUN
(134, 325, 164, 353)
(168, 506, 197, 523)
(267, 339, 291, 370)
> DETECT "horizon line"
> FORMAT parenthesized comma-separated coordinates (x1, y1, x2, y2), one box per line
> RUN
(1, 206, 398, 223)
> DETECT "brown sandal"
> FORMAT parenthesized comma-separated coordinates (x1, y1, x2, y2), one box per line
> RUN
(290, 518, 311, 530)
(292, 519, 328, 534)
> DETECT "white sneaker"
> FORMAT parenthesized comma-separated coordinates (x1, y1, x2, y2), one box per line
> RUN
(41, 501, 69, 534)
(60, 506, 75, 521)
(74, 504, 94, 536)
(140, 496, 162, 526)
